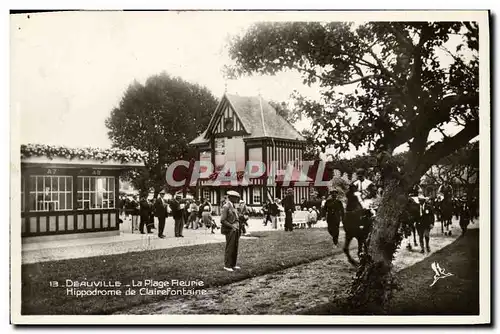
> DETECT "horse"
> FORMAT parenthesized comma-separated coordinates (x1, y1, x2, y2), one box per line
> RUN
(342, 185, 374, 266)
(400, 197, 420, 250)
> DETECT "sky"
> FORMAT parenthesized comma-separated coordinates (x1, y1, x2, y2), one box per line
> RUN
(10, 11, 476, 159)
(11, 12, 320, 150)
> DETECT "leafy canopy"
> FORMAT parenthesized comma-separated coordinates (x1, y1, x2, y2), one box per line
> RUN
(422, 140, 479, 188)
(105, 72, 218, 194)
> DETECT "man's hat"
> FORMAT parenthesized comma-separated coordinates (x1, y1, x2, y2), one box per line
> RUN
(159, 190, 166, 194)
(356, 168, 366, 176)
(286, 188, 294, 193)
(226, 190, 241, 198)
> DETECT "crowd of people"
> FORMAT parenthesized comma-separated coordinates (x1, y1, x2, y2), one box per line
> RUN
(117, 192, 221, 238)
(279, 168, 479, 255)
(117, 191, 256, 239)
(118, 168, 478, 271)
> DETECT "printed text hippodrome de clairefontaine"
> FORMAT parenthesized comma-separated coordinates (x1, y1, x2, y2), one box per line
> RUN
(49, 279, 207, 297)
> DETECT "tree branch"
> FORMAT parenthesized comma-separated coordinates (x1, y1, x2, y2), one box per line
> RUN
(388, 25, 414, 48)
(368, 49, 404, 91)
(290, 64, 328, 83)
(412, 118, 479, 182)
(341, 75, 377, 85)
(439, 46, 476, 77)
(384, 92, 478, 152)
(291, 63, 377, 87)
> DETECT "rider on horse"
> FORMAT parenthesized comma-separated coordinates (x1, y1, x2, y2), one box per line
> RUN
(437, 183, 454, 236)
(352, 168, 377, 215)
(400, 184, 424, 251)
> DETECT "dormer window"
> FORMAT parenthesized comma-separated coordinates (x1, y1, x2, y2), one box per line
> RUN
(224, 117, 234, 132)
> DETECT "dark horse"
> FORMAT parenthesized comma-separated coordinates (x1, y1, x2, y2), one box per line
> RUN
(400, 197, 420, 250)
(343, 185, 374, 266)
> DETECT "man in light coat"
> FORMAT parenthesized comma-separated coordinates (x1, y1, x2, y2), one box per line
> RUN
(220, 190, 242, 272)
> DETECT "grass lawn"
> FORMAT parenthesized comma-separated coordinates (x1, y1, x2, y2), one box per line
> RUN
(22, 228, 341, 315)
(303, 229, 480, 315)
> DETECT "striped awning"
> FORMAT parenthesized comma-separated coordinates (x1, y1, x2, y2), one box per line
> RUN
(274, 168, 313, 184)
(190, 170, 266, 187)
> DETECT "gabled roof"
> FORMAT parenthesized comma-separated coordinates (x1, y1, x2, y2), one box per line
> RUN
(189, 130, 209, 146)
(189, 93, 305, 146)
(225, 94, 304, 141)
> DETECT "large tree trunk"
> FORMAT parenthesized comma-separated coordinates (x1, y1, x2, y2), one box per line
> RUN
(347, 179, 410, 314)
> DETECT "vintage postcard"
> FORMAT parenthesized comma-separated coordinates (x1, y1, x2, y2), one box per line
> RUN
(10, 10, 490, 325)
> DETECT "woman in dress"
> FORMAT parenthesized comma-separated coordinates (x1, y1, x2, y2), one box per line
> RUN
(200, 199, 218, 233)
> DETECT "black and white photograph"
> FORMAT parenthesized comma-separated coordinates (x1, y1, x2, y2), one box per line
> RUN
(9, 10, 490, 325)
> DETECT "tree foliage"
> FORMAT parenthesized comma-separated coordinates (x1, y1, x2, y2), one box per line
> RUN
(106, 72, 218, 195)
(301, 129, 321, 161)
(327, 152, 408, 179)
(228, 21, 478, 186)
(422, 140, 479, 198)
(268, 100, 302, 124)
(227, 21, 480, 312)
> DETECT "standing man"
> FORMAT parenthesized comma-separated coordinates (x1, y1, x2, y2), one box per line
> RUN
(237, 200, 250, 235)
(170, 193, 185, 238)
(269, 199, 280, 230)
(221, 190, 241, 272)
(320, 195, 327, 220)
(154, 190, 168, 239)
(131, 195, 140, 232)
(148, 196, 156, 232)
(262, 202, 272, 226)
(183, 199, 191, 229)
(416, 195, 435, 254)
(325, 189, 345, 247)
(283, 188, 295, 232)
(139, 194, 153, 234)
(459, 199, 472, 236)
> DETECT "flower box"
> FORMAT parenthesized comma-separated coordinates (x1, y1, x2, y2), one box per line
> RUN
(20, 144, 146, 167)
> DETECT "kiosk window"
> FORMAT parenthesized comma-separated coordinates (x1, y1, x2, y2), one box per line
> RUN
(29, 176, 73, 211)
(77, 176, 115, 209)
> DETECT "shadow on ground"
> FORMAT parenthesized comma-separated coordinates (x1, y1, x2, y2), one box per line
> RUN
(302, 229, 480, 315)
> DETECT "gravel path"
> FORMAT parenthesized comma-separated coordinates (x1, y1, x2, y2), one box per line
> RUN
(116, 221, 475, 315)
(21, 217, 271, 264)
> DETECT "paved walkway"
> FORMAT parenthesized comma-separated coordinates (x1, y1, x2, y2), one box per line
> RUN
(21, 217, 288, 264)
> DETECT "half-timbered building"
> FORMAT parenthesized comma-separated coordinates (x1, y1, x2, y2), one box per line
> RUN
(189, 93, 312, 213)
